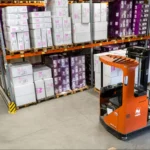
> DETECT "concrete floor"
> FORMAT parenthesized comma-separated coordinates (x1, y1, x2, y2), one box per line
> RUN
(0, 89, 150, 149)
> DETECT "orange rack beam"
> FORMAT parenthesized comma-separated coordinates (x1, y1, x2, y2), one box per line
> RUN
(5, 35, 150, 60)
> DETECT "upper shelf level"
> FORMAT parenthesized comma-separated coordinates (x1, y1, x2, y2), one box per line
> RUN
(5, 35, 150, 61)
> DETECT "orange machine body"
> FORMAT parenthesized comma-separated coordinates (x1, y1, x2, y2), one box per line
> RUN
(99, 55, 148, 135)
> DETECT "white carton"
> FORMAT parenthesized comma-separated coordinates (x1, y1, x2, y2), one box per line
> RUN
(52, 17, 63, 32)
(29, 18, 44, 24)
(5, 19, 27, 26)
(73, 23, 90, 33)
(17, 32, 24, 50)
(44, 78, 54, 97)
(81, 3, 90, 23)
(5, 13, 28, 19)
(73, 32, 91, 44)
(6, 40, 18, 51)
(11, 74, 33, 86)
(95, 72, 101, 90)
(52, 7, 68, 17)
(6, 26, 29, 32)
(44, 22, 52, 28)
(31, 38, 42, 48)
(46, 28, 53, 46)
(53, 32, 63, 46)
(29, 23, 44, 29)
(93, 3, 101, 22)
(100, 3, 107, 22)
(103, 64, 119, 77)
(44, 11, 51, 17)
(51, 0, 63, 7)
(35, 80, 46, 100)
(29, 12, 44, 18)
(103, 75, 122, 87)
(6, 32, 17, 42)
(93, 22, 108, 31)
(11, 82, 35, 97)
(43, 17, 51, 23)
(94, 52, 109, 73)
(23, 32, 30, 49)
(70, 3, 81, 24)
(15, 93, 36, 107)
(9, 62, 33, 78)
(93, 30, 107, 40)
(62, 17, 71, 31)
(63, 31, 72, 45)
(30, 29, 41, 39)
(41, 28, 47, 47)
(33, 66, 52, 81)
(4, 6, 27, 13)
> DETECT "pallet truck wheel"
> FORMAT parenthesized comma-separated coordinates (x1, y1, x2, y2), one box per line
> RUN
(121, 136, 128, 141)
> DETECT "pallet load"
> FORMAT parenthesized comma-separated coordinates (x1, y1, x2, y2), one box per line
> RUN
(48, 0, 72, 46)
(132, 1, 149, 36)
(108, 0, 133, 38)
(29, 11, 53, 49)
(9, 62, 36, 107)
(44, 55, 71, 95)
(69, 3, 91, 44)
(2, 6, 30, 52)
(92, 3, 108, 41)
(33, 65, 54, 101)
(94, 50, 126, 91)
(70, 55, 86, 91)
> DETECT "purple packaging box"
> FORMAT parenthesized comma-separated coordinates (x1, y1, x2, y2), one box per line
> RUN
(78, 64, 85, 72)
(44, 55, 59, 68)
(62, 83, 70, 92)
(61, 67, 69, 76)
(71, 73, 79, 82)
(54, 76, 62, 86)
(60, 58, 69, 67)
(62, 75, 70, 85)
(119, 43, 126, 49)
(54, 85, 63, 94)
(53, 68, 61, 77)
(71, 65, 79, 75)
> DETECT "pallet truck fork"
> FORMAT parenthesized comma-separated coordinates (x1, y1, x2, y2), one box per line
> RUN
(99, 54, 149, 140)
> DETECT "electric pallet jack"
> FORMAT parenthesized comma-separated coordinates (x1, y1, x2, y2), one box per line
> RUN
(99, 54, 150, 140)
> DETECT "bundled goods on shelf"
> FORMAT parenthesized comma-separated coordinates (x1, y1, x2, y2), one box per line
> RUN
(70, 55, 86, 90)
(48, 0, 72, 46)
(132, 1, 149, 36)
(8, 62, 36, 107)
(69, 3, 91, 44)
(92, 3, 108, 40)
(44, 55, 71, 94)
(108, 0, 133, 38)
(33, 65, 54, 101)
(94, 50, 126, 90)
(29, 11, 53, 48)
(2, 6, 30, 52)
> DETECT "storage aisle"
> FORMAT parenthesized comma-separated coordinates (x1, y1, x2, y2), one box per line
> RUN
(0, 89, 149, 149)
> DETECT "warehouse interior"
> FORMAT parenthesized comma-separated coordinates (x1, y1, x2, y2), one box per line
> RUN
(1, 0, 150, 149)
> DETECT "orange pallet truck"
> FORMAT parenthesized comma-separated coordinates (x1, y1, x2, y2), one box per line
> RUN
(99, 54, 149, 140)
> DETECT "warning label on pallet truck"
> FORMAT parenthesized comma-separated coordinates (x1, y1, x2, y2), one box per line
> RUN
(135, 108, 141, 117)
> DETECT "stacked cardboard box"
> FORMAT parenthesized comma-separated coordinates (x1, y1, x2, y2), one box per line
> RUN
(29, 11, 53, 48)
(70, 3, 91, 43)
(2, 6, 30, 51)
(70, 55, 86, 90)
(44, 55, 71, 94)
(33, 65, 54, 101)
(132, 2, 149, 36)
(49, 0, 72, 46)
(9, 62, 36, 106)
(108, 0, 133, 38)
(93, 3, 108, 40)
(94, 50, 126, 90)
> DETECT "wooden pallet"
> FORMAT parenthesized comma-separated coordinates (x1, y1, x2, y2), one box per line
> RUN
(56, 90, 73, 98)
(74, 42, 91, 47)
(16, 101, 37, 110)
(37, 96, 55, 103)
(94, 39, 108, 44)
(94, 87, 100, 93)
(55, 44, 73, 49)
(73, 86, 89, 93)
